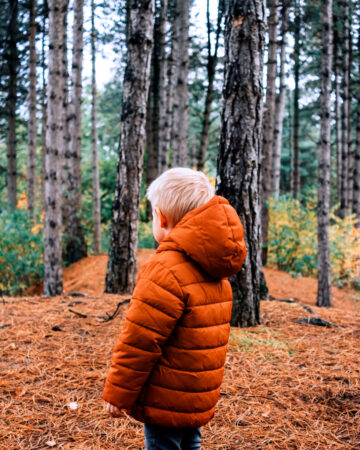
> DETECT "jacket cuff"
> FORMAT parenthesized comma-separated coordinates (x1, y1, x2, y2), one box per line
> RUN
(102, 378, 139, 409)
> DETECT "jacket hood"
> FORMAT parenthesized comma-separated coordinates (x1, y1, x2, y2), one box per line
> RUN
(157, 195, 247, 278)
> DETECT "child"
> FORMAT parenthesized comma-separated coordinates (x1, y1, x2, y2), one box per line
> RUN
(103, 168, 247, 449)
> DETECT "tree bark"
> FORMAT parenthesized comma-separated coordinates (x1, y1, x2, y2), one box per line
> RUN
(6, 0, 18, 207)
(339, 0, 350, 217)
(347, 25, 353, 211)
(197, 0, 224, 171)
(41, 13, 47, 208)
(156, 0, 169, 175)
(61, 4, 70, 225)
(317, 0, 332, 308)
(145, 84, 155, 220)
(44, 0, 67, 297)
(272, 0, 290, 200)
(293, 0, 301, 198)
(64, 0, 87, 264)
(261, 0, 279, 265)
(105, 0, 154, 294)
(27, 0, 37, 213)
(216, 0, 266, 327)
(333, 14, 342, 204)
(171, 0, 190, 167)
(354, 27, 360, 226)
(91, 0, 101, 253)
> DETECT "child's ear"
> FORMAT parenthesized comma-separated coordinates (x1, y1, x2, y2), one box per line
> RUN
(154, 207, 168, 229)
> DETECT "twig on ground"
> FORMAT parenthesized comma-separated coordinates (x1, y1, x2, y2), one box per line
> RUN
(295, 317, 344, 329)
(68, 308, 87, 318)
(0, 323, 11, 329)
(97, 299, 131, 322)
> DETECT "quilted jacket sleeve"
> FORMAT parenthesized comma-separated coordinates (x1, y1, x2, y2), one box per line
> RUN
(102, 261, 185, 409)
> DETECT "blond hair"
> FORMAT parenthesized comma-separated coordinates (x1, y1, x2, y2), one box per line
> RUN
(147, 168, 215, 226)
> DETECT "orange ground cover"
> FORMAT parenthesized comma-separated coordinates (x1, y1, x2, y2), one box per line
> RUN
(1, 251, 359, 449)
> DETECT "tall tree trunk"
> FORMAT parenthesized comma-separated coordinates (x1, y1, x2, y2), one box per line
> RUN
(272, 0, 290, 200)
(91, 0, 101, 253)
(27, 0, 37, 213)
(333, 14, 342, 204)
(347, 24, 353, 211)
(339, 0, 350, 217)
(171, 0, 190, 167)
(197, 0, 224, 171)
(157, 0, 169, 175)
(145, 84, 155, 220)
(354, 27, 360, 226)
(44, 0, 67, 297)
(146, 5, 162, 193)
(61, 5, 69, 225)
(64, 0, 87, 264)
(317, 0, 333, 307)
(6, 0, 18, 207)
(293, 0, 301, 198)
(261, 0, 279, 265)
(105, 0, 154, 294)
(41, 13, 47, 208)
(216, 0, 266, 327)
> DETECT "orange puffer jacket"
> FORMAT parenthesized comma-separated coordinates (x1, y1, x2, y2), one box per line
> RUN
(102, 195, 246, 428)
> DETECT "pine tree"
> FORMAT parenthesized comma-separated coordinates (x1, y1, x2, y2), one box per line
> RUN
(197, 0, 225, 171)
(272, 0, 290, 200)
(217, 0, 266, 327)
(91, 0, 101, 253)
(172, 0, 190, 167)
(27, 0, 37, 213)
(64, 0, 87, 263)
(105, 0, 154, 293)
(261, 0, 279, 264)
(43, 0, 67, 297)
(317, 0, 332, 307)
(6, 0, 19, 207)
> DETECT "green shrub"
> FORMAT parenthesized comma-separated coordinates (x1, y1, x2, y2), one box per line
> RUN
(0, 205, 44, 295)
(267, 194, 360, 289)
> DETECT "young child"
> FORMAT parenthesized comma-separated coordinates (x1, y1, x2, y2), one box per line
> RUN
(102, 168, 247, 449)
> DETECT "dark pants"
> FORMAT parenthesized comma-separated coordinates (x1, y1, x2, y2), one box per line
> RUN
(144, 423, 201, 450)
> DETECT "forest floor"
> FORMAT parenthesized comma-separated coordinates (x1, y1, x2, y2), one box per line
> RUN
(1, 249, 360, 449)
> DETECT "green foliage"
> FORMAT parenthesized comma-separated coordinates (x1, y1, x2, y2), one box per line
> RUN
(267, 195, 360, 289)
(0, 203, 43, 295)
(138, 221, 156, 249)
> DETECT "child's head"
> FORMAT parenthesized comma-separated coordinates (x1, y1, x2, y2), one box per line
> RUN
(147, 168, 215, 242)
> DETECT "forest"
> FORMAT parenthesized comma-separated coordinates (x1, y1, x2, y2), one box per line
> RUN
(1, 0, 360, 448)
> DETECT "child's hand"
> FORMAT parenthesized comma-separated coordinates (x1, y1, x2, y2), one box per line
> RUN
(105, 402, 125, 418)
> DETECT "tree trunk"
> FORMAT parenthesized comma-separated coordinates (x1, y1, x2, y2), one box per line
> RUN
(157, 0, 169, 175)
(261, 0, 279, 265)
(339, 0, 350, 217)
(333, 14, 342, 204)
(27, 0, 37, 213)
(44, 0, 67, 297)
(171, 0, 190, 167)
(272, 0, 290, 200)
(293, 0, 301, 198)
(347, 26, 353, 211)
(216, 0, 266, 327)
(6, 0, 18, 207)
(317, 0, 332, 308)
(197, 0, 224, 171)
(354, 28, 360, 226)
(41, 14, 47, 208)
(64, 0, 87, 264)
(61, 5, 70, 225)
(91, 0, 101, 254)
(105, 0, 154, 294)
(145, 84, 155, 220)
